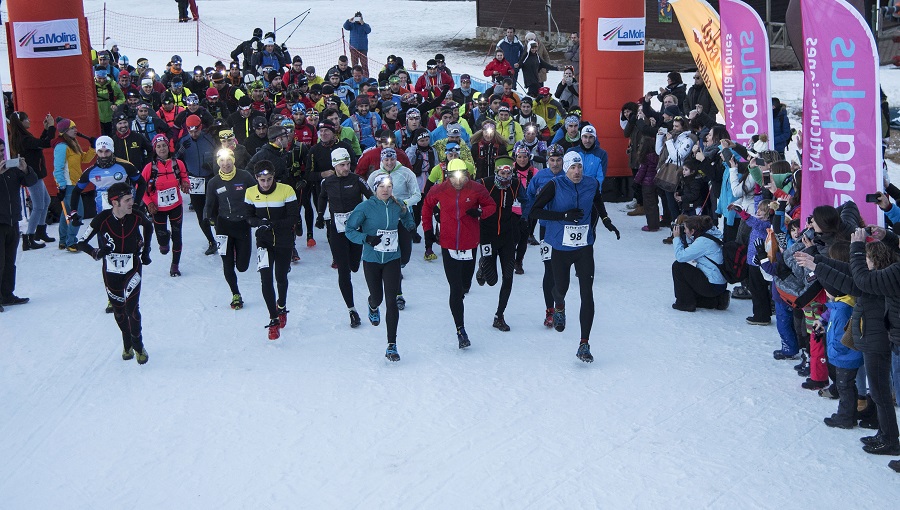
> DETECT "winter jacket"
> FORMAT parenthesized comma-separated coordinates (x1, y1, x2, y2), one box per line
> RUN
(204, 169, 258, 222)
(114, 130, 154, 173)
(568, 142, 609, 187)
(822, 297, 863, 369)
(367, 164, 421, 207)
(97, 81, 125, 123)
(684, 84, 718, 118)
(773, 105, 792, 152)
(495, 118, 524, 146)
(518, 49, 557, 89)
(177, 133, 217, 179)
(658, 82, 687, 108)
(564, 41, 579, 70)
(342, 20, 371, 52)
(431, 124, 471, 145)
(317, 172, 372, 215)
(678, 173, 710, 212)
(247, 142, 291, 183)
(53, 139, 96, 188)
(305, 139, 358, 184)
(849, 240, 900, 350)
(675, 227, 727, 285)
(345, 196, 415, 264)
(142, 158, 188, 212)
(13, 126, 55, 179)
(415, 71, 454, 97)
(0, 163, 38, 226)
(251, 50, 287, 75)
(244, 182, 299, 248)
(421, 179, 496, 251)
(555, 80, 579, 110)
(497, 37, 525, 68)
(477, 176, 524, 243)
(470, 131, 510, 180)
(738, 208, 771, 267)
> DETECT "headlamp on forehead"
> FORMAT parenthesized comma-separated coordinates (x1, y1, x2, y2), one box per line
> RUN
(449, 170, 467, 181)
(373, 174, 392, 189)
(217, 148, 235, 162)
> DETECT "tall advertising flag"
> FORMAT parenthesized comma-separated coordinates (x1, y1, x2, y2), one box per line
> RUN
(719, 0, 773, 147)
(670, 0, 724, 113)
(800, 0, 882, 226)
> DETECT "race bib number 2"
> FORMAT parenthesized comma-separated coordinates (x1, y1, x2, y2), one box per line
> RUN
(215, 234, 228, 256)
(562, 224, 589, 248)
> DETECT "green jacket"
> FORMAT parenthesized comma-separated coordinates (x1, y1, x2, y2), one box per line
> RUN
(96, 81, 125, 123)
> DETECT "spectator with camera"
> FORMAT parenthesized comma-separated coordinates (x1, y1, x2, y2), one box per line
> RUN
(671, 215, 730, 312)
(343, 12, 371, 77)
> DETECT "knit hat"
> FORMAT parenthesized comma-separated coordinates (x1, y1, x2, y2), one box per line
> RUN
(372, 173, 392, 189)
(185, 115, 202, 129)
(580, 125, 596, 137)
(331, 148, 351, 166)
(141, 78, 153, 87)
(95, 136, 115, 152)
(380, 147, 397, 160)
(206, 88, 219, 99)
(268, 125, 286, 141)
(563, 151, 583, 171)
(663, 105, 681, 117)
(56, 119, 75, 132)
(151, 134, 169, 147)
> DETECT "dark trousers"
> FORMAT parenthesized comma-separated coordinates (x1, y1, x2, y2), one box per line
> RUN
(189, 193, 215, 245)
(397, 226, 412, 295)
(298, 186, 316, 237)
(551, 245, 595, 340)
(746, 264, 772, 321)
(479, 238, 516, 316)
(329, 225, 362, 308)
(514, 224, 529, 264)
(863, 351, 899, 442)
(642, 184, 660, 230)
(0, 223, 20, 299)
(833, 367, 859, 424)
(105, 268, 144, 352)
(259, 246, 292, 319)
(364, 259, 401, 343)
(671, 261, 726, 309)
(153, 204, 183, 265)
(216, 220, 251, 295)
(441, 248, 476, 327)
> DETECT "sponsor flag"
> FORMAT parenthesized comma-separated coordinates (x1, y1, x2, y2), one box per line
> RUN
(719, 0, 773, 146)
(800, 0, 882, 225)
(670, 0, 724, 112)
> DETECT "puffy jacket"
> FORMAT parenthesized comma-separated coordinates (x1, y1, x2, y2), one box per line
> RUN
(483, 58, 514, 79)
(815, 257, 891, 355)
(497, 37, 525, 66)
(823, 296, 864, 368)
(345, 196, 414, 264)
(773, 105, 792, 152)
(342, 20, 371, 52)
(422, 179, 496, 251)
(676, 227, 727, 285)
(177, 133, 217, 178)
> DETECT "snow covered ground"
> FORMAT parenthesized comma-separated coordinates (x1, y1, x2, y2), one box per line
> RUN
(1, 1, 900, 508)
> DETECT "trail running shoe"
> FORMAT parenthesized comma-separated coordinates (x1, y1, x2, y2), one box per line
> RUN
(577, 342, 594, 363)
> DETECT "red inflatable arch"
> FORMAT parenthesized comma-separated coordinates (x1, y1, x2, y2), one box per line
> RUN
(580, 2, 645, 180)
(5, 0, 100, 198)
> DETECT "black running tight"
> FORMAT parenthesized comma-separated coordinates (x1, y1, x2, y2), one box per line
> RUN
(550, 245, 595, 340)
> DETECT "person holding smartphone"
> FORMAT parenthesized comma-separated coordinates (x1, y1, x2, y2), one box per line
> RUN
(342, 12, 371, 77)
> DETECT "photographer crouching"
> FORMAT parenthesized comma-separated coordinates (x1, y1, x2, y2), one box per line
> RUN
(671, 215, 731, 312)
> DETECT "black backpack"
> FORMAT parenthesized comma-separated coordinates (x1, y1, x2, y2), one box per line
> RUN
(700, 233, 748, 284)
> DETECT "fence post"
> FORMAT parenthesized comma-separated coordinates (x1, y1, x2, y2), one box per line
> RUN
(102, 2, 106, 46)
(196, 18, 200, 56)
(341, 29, 347, 56)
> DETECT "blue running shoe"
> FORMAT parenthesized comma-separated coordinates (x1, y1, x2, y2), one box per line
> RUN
(553, 307, 566, 332)
(576, 342, 593, 363)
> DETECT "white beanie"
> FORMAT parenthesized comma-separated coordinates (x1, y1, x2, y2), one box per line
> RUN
(563, 151, 582, 171)
(95, 136, 114, 152)
(105, 37, 117, 50)
(331, 147, 350, 166)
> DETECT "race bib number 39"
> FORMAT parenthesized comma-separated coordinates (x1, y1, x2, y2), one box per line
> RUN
(374, 229, 398, 253)
(105, 253, 133, 274)
(189, 176, 206, 195)
(333, 212, 351, 233)
(157, 187, 179, 208)
(562, 224, 589, 248)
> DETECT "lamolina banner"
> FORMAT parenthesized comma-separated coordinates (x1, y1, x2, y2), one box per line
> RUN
(719, 0, 773, 147)
(597, 18, 646, 52)
(670, 0, 724, 113)
(13, 18, 81, 59)
(800, 0, 882, 226)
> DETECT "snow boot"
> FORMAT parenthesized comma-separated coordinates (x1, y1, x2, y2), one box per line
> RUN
(794, 350, 809, 371)
(716, 290, 731, 310)
(553, 306, 566, 332)
(35, 225, 55, 243)
(732, 285, 752, 300)
(773, 349, 800, 360)
(385, 343, 400, 362)
(823, 415, 855, 429)
(21, 234, 45, 251)
(349, 309, 361, 328)
(230, 294, 243, 310)
(863, 439, 900, 455)
(266, 318, 281, 340)
(492, 314, 510, 332)
(456, 326, 470, 349)
(577, 341, 594, 363)
(801, 378, 828, 390)
(861, 433, 884, 446)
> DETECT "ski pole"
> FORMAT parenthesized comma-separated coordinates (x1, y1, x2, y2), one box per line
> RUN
(281, 11, 310, 45)
(275, 10, 309, 33)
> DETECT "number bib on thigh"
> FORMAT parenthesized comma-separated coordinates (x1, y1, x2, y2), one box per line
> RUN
(333, 212, 351, 233)
(256, 247, 270, 271)
(374, 229, 398, 253)
(215, 234, 228, 256)
(539, 241, 553, 261)
(479, 244, 493, 258)
(189, 176, 206, 195)
(562, 224, 588, 248)
(448, 248, 474, 261)
(157, 187, 179, 208)
(105, 253, 133, 274)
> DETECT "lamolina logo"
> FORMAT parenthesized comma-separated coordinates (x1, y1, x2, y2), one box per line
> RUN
(14, 19, 82, 59)
(597, 18, 645, 52)
(18, 29, 78, 52)
(602, 26, 645, 46)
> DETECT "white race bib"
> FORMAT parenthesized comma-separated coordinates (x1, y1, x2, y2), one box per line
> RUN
(215, 234, 228, 256)
(562, 224, 589, 248)
(512, 198, 522, 215)
(480, 244, 493, 257)
(105, 253, 133, 274)
(99, 190, 112, 211)
(157, 187, 179, 208)
(374, 229, 398, 253)
(333, 212, 351, 233)
(189, 176, 206, 195)
(256, 247, 270, 271)
(539, 241, 552, 261)
(448, 248, 474, 261)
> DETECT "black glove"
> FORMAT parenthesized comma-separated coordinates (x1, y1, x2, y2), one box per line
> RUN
(295, 178, 307, 190)
(96, 244, 113, 260)
(603, 218, 620, 240)
(753, 238, 767, 265)
(141, 252, 152, 265)
(466, 208, 481, 219)
(57, 186, 66, 198)
(255, 226, 274, 248)
(424, 230, 437, 245)
(315, 216, 325, 229)
(562, 208, 583, 222)
(68, 211, 83, 226)
(365, 234, 383, 246)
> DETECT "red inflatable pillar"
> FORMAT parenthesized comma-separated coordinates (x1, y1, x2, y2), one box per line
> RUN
(580, 2, 645, 178)
(6, 0, 100, 195)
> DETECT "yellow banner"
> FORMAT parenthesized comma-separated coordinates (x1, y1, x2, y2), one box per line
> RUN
(670, 0, 724, 112)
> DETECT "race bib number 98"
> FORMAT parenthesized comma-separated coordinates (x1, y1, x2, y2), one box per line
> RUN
(562, 224, 589, 248)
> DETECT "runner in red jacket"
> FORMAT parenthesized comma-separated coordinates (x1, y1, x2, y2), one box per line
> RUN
(421, 159, 496, 349)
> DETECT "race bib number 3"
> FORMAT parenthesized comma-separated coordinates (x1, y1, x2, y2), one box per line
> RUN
(157, 187, 179, 208)
(562, 224, 589, 248)
(189, 176, 206, 195)
(215, 234, 228, 256)
(374, 229, 398, 253)
(105, 253, 133, 274)
(334, 212, 351, 233)
(539, 241, 552, 261)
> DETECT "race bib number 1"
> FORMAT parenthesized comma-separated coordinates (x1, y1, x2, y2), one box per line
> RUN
(333, 212, 351, 233)
(189, 176, 206, 195)
(539, 241, 552, 261)
(215, 234, 228, 256)
(374, 229, 398, 253)
(157, 187, 179, 207)
(257, 247, 270, 271)
(562, 224, 589, 248)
